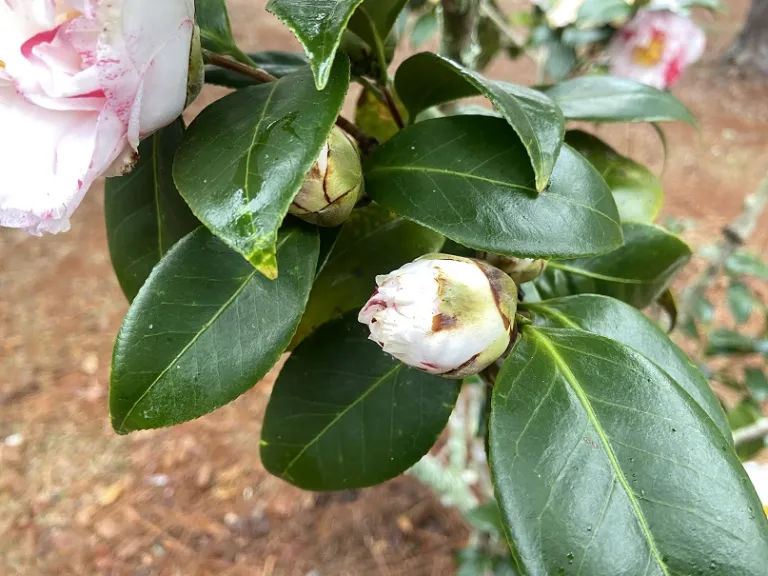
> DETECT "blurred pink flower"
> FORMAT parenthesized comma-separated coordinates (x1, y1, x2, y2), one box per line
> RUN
(605, 10, 705, 89)
(0, 0, 196, 235)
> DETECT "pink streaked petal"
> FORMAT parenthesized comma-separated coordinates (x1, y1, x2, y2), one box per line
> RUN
(0, 85, 116, 235)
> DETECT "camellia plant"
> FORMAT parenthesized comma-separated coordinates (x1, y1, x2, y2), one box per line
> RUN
(4, 0, 768, 574)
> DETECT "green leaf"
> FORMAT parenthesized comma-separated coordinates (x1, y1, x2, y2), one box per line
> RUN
(745, 367, 768, 402)
(349, 0, 410, 49)
(728, 280, 755, 325)
(292, 204, 444, 346)
(410, 10, 439, 49)
(174, 59, 349, 279)
(545, 76, 697, 125)
(727, 399, 764, 461)
(535, 222, 691, 309)
(365, 115, 621, 259)
(195, 0, 250, 63)
(475, 13, 503, 71)
(105, 120, 199, 302)
(544, 40, 576, 82)
(725, 250, 768, 280)
(561, 26, 613, 46)
(267, 0, 365, 89)
(690, 293, 715, 324)
(490, 326, 768, 576)
(566, 130, 663, 223)
(204, 51, 308, 88)
(395, 53, 565, 190)
(354, 89, 401, 143)
(706, 329, 768, 357)
(576, 0, 633, 26)
(525, 294, 731, 442)
(465, 501, 505, 535)
(656, 288, 678, 332)
(110, 224, 319, 433)
(261, 312, 460, 490)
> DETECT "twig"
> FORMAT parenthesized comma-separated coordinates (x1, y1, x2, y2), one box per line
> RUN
(479, 0, 526, 46)
(679, 174, 768, 326)
(734, 418, 768, 447)
(382, 84, 405, 129)
(203, 50, 379, 154)
(204, 50, 277, 83)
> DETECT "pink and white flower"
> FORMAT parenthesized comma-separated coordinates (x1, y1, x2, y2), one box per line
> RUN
(0, 0, 197, 234)
(358, 255, 518, 379)
(605, 9, 705, 89)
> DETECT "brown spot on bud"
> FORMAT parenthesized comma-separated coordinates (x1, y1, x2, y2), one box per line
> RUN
(441, 352, 481, 377)
(473, 261, 511, 330)
(432, 313, 457, 332)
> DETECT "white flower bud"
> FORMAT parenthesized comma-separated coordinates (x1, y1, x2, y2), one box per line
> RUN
(358, 254, 518, 379)
(289, 126, 363, 227)
(476, 253, 547, 285)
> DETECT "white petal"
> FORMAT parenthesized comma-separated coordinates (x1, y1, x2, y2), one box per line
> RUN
(0, 86, 122, 233)
(97, 0, 194, 146)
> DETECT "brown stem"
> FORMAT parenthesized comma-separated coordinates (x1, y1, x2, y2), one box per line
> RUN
(203, 50, 379, 154)
(204, 50, 277, 83)
(382, 84, 405, 129)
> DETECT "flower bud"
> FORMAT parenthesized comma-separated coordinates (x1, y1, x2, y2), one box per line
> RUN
(476, 253, 547, 285)
(358, 254, 518, 379)
(289, 126, 363, 227)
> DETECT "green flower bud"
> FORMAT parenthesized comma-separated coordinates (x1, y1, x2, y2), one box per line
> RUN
(477, 253, 547, 285)
(289, 126, 363, 227)
(185, 23, 204, 108)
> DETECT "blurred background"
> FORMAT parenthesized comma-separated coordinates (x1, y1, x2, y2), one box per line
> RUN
(2, 0, 768, 574)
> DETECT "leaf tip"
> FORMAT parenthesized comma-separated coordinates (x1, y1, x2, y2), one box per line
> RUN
(251, 251, 279, 279)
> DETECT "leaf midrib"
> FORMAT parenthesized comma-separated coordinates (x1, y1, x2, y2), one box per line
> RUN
(115, 231, 295, 432)
(547, 261, 646, 284)
(366, 165, 535, 192)
(528, 328, 669, 576)
(280, 363, 403, 478)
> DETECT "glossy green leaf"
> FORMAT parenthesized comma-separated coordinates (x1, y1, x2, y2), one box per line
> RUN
(105, 120, 199, 302)
(566, 130, 663, 223)
(110, 224, 319, 433)
(545, 76, 697, 125)
(706, 330, 768, 357)
(204, 51, 308, 88)
(410, 10, 439, 48)
(728, 280, 755, 325)
(267, 0, 365, 89)
(292, 204, 444, 346)
(745, 367, 768, 402)
(525, 294, 731, 441)
(395, 53, 565, 190)
(261, 312, 460, 490)
(195, 0, 250, 63)
(174, 59, 349, 279)
(490, 326, 768, 576)
(535, 222, 691, 309)
(726, 250, 768, 280)
(365, 115, 622, 259)
(349, 0, 409, 48)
